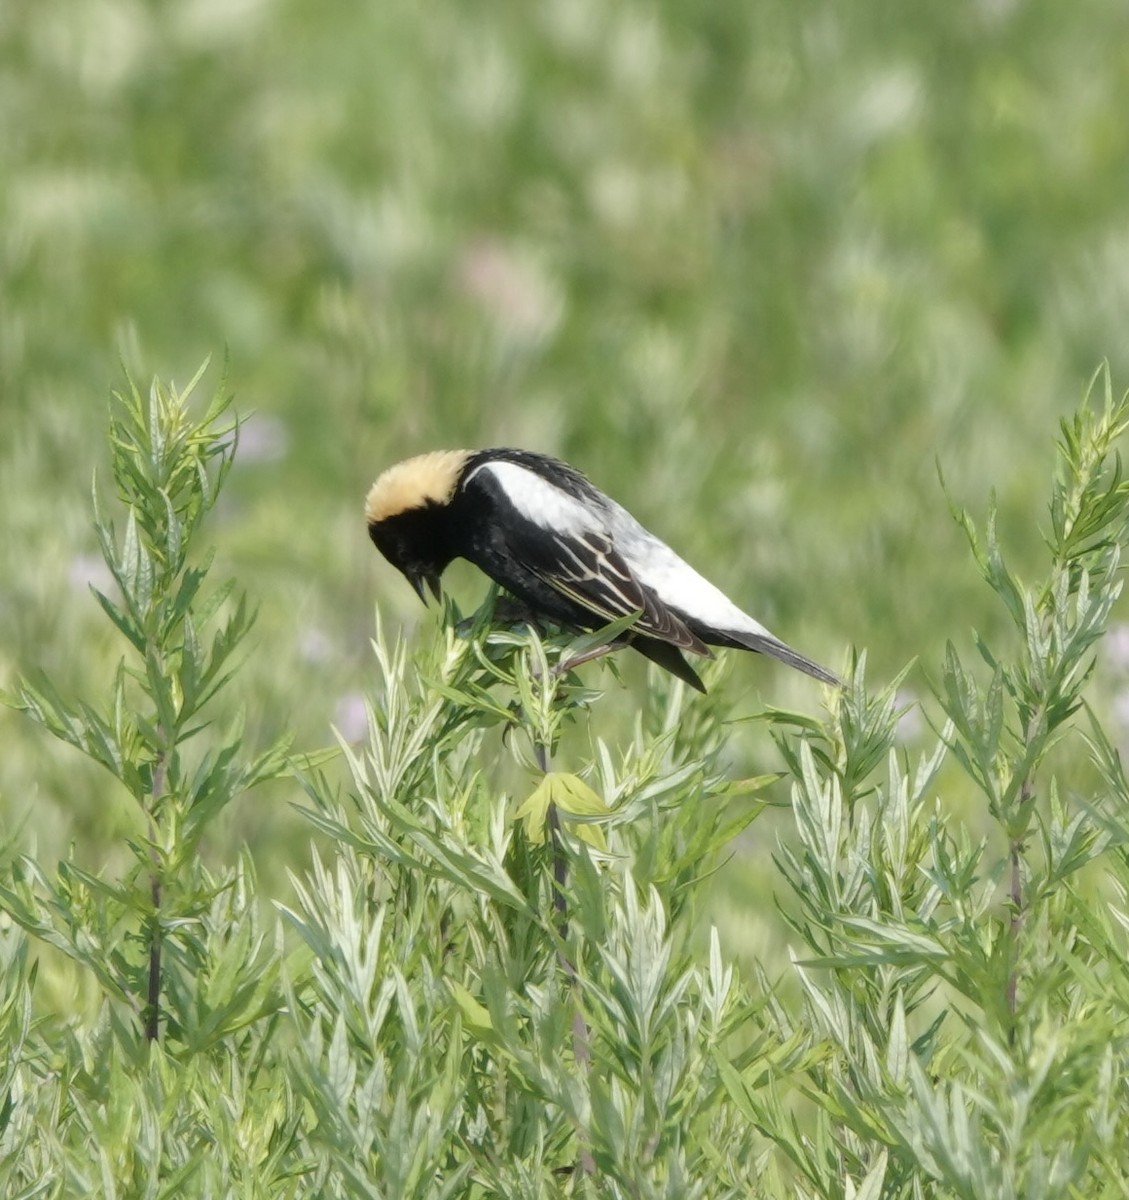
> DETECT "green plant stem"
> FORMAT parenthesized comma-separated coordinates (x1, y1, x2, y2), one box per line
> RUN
(1007, 840, 1022, 1023)
(547, 802, 570, 942)
(533, 739, 571, 944)
(536, 739, 595, 1175)
(145, 748, 168, 1042)
(1006, 714, 1039, 1039)
(146, 859, 161, 1042)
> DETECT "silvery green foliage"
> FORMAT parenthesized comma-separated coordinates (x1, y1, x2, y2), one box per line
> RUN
(4, 368, 1129, 1197)
(749, 367, 1129, 1199)
(288, 605, 773, 1196)
(0, 372, 300, 1195)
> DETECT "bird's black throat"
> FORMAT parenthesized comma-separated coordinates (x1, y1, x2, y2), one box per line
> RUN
(368, 502, 458, 586)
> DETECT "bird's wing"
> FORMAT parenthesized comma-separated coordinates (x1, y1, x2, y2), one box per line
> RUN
(526, 525, 710, 654)
(467, 459, 710, 655)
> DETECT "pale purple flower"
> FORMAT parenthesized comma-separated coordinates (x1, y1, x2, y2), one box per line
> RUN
(333, 690, 369, 743)
(456, 238, 563, 342)
(298, 626, 334, 664)
(1112, 689, 1129, 733)
(895, 689, 923, 743)
(237, 413, 290, 464)
(1103, 623, 1129, 672)
(68, 553, 115, 595)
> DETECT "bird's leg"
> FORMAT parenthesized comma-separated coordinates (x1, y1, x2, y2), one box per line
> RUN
(455, 594, 550, 637)
(552, 638, 623, 680)
(493, 595, 544, 626)
(463, 590, 624, 684)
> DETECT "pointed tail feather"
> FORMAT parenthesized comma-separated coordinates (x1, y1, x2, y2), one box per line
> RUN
(628, 625, 838, 692)
(632, 636, 708, 692)
(727, 630, 841, 686)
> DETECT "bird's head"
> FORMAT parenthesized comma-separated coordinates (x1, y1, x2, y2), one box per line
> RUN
(365, 450, 471, 603)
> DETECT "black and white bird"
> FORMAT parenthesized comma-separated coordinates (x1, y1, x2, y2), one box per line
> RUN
(365, 448, 838, 692)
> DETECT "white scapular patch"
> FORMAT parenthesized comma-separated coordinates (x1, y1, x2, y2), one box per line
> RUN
(471, 460, 604, 537)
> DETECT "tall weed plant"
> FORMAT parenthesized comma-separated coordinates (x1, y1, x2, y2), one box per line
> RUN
(3, 366, 1129, 1196)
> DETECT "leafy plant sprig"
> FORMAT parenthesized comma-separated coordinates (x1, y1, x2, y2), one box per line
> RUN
(4, 366, 289, 1045)
(742, 366, 1129, 1198)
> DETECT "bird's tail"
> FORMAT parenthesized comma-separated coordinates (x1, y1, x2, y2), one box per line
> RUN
(727, 629, 841, 686)
(631, 636, 708, 692)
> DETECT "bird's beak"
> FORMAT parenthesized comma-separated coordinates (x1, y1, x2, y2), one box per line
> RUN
(409, 571, 443, 604)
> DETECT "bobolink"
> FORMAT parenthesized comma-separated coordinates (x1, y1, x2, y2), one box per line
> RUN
(365, 448, 838, 692)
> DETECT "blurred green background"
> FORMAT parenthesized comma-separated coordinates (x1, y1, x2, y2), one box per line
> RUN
(3, 0, 1129, 960)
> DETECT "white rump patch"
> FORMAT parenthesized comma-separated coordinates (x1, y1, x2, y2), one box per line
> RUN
(609, 507, 776, 638)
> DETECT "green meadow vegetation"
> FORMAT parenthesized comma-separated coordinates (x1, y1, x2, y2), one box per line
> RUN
(3, 0, 1129, 1195)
